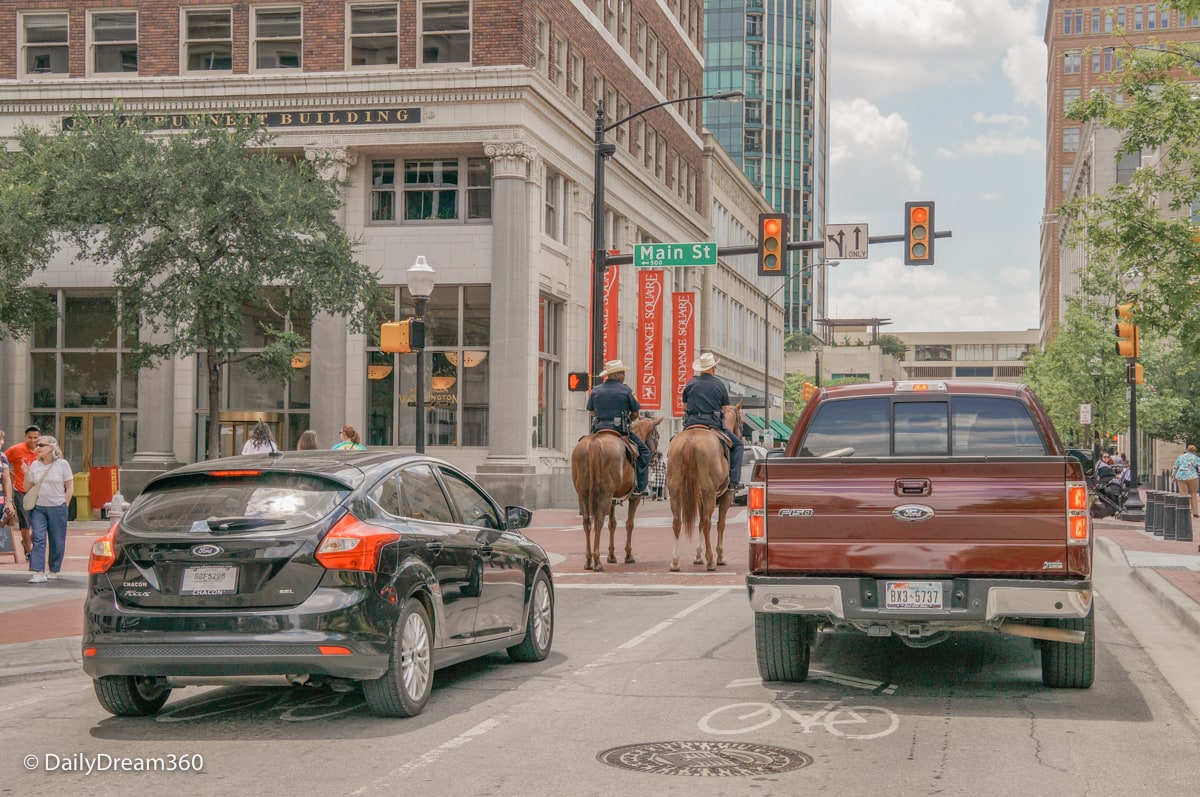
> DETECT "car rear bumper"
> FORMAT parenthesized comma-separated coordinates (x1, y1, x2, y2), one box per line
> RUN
(82, 586, 396, 680)
(746, 575, 1092, 622)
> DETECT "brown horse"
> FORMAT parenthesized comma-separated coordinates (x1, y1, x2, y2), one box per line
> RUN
(571, 416, 663, 571)
(665, 402, 743, 571)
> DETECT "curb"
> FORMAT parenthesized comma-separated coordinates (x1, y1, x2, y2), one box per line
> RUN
(1096, 535, 1200, 641)
(0, 636, 83, 686)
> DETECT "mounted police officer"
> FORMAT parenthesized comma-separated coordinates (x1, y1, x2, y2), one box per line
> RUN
(682, 351, 744, 491)
(586, 359, 650, 497)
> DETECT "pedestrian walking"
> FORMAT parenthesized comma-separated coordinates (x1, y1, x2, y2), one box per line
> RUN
(5, 425, 40, 564)
(332, 424, 366, 450)
(1172, 444, 1200, 517)
(649, 452, 667, 500)
(25, 435, 72, 583)
(0, 430, 15, 556)
(241, 420, 278, 455)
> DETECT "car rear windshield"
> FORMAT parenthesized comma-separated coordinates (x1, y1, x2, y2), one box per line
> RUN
(798, 396, 1048, 457)
(122, 472, 350, 533)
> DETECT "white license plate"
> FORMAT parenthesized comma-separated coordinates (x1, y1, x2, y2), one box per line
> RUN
(885, 580, 942, 610)
(181, 566, 238, 595)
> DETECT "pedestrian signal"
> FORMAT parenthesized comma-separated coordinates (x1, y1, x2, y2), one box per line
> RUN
(904, 201, 935, 265)
(381, 320, 412, 353)
(801, 381, 817, 401)
(1114, 303, 1139, 358)
(757, 213, 787, 276)
(568, 371, 592, 392)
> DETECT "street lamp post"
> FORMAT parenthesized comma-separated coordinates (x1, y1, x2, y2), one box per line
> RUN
(763, 261, 837, 432)
(590, 90, 744, 379)
(407, 255, 437, 454)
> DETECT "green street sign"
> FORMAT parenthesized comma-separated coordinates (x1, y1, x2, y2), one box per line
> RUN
(633, 242, 718, 268)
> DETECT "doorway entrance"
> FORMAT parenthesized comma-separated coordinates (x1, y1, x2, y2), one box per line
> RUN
(62, 413, 117, 473)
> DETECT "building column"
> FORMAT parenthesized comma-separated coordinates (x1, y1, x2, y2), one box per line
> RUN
(304, 145, 359, 444)
(120, 327, 182, 499)
(475, 141, 537, 506)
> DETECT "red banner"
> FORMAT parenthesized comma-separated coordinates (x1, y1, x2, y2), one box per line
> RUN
(636, 271, 665, 409)
(672, 292, 695, 417)
(603, 262, 620, 364)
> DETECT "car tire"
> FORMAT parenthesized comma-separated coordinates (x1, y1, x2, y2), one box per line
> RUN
(508, 570, 554, 663)
(1040, 607, 1095, 689)
(755, 613, 813, 682)
(93, 675, 172, 716)
(363, 599, 434, 717)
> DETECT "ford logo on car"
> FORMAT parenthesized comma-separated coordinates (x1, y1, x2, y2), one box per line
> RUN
(192, 544, 223, 557)
(893, 504, 935, 522)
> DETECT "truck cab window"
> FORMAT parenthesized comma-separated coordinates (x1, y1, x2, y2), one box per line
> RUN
(798, 397, 890, 457)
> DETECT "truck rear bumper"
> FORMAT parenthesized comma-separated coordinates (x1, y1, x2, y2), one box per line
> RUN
(746, 575, 1092, 622)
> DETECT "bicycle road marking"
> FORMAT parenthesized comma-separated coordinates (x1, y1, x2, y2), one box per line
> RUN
(699, 699, 900, 740)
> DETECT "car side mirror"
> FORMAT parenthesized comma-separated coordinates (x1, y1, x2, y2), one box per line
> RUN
(505, 506, 532, 530)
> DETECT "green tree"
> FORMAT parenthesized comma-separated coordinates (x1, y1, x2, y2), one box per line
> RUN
(15, 109, 382, 458)
(784, 331, 820, 352)
(1023, 297, 1129, 447)
(877, 334, 906, 359)
(0, 144, 64, 337)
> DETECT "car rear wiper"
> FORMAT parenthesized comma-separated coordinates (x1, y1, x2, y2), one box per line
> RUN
(205, 517, 287, 532)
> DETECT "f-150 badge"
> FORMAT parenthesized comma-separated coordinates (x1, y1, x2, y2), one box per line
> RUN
(893, 504, 935, 522)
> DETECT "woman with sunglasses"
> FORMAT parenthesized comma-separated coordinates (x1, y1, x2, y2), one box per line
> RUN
(25, 436, 72, 584)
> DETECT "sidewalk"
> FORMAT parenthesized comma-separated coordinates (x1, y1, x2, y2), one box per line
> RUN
(2, 502, 1198, 685)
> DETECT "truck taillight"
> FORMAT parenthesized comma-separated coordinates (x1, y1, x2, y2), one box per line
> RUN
(748, 483, 766, 542)
(1066, 481, 1090, 546)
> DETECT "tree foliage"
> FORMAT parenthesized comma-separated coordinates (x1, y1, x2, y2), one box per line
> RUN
(13, 108, 382, 457)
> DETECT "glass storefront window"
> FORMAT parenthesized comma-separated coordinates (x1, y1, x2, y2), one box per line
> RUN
(65, 295, 118, 348)
(63, 352, 118, 408)
(32, 353, 57, 408)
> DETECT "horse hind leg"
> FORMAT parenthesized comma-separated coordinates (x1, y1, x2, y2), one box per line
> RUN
(715, 493, 732, 567)
(623, 495, 639, 564)
(670, 514, 682, 572)
(582, 517, 594, 571)
(606, 503, 618, 565)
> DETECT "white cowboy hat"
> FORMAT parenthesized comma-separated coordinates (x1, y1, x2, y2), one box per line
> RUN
(692, 352, 719, 373)
(599, 359, 627, 377)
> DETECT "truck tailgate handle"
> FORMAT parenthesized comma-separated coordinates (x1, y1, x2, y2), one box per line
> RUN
(896, 478, 931, 496)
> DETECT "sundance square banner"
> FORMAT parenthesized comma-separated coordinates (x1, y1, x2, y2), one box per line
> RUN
(603, 260, 620, 364)
(672, 292, 696, 417)
(637, 270, 665, 409)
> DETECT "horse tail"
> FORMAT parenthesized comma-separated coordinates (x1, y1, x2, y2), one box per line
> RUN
(676, 441, 701, 540)
(586, 438, 609, 521)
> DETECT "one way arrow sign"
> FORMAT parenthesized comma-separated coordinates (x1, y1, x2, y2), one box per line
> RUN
(825, 223, 869, 259)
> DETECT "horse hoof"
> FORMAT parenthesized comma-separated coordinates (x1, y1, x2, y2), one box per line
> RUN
(607, 554, 617, 564)
(669, 564, 680, 572)
(584, 561, 593, 571)
(693, 558, 703, 566)
(594, 563, 604, 572)
(625, 555, 636, 564)
(707, 563, 717, 572)
(717, 557, 727, 566)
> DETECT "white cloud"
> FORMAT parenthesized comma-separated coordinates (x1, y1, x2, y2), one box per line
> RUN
(961, 134, 1043, 156)
(830, 98, 921, 192)
(827, 258, 1039, 331)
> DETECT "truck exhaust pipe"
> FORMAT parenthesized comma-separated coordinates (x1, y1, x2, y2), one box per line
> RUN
(998, 621, 1086, 645)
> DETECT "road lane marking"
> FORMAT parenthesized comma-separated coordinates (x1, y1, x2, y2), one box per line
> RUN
(349, 714, 511, 795)
(618, 587, 731, 650)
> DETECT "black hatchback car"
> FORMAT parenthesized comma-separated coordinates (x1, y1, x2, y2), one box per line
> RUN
(83, 451, 554, 718)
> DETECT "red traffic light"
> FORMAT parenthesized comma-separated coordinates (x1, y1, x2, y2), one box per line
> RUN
(757, 213, 787, 276)
(904, 201, 935, 265)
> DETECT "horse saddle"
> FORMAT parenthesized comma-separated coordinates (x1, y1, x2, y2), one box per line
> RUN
(594, 429, 639, 466)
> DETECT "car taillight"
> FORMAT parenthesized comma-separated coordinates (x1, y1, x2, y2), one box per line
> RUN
(1066, 481, 1090, 546)
(315, 513, 401, 572)
(88, 522, 119, 574)
(748, 483, 766, 542)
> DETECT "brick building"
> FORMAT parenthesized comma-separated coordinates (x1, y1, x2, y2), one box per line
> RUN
(0, 0, 766, 508)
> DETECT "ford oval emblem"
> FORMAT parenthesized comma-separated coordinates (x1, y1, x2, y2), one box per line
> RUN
(893, 504, 935, 522)
(192, 544, 223, 557)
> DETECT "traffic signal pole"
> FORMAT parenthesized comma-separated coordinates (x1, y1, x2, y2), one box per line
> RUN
(1124, 357, 1146, 522)
(601, 230, 953, 266)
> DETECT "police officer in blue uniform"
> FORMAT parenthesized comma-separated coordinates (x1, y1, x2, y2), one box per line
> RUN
(682, 351, 744, 491)
(586, 359, 650, 497)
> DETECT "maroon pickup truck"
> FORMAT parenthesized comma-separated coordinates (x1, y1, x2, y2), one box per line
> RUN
(746, 380, 1094, 688)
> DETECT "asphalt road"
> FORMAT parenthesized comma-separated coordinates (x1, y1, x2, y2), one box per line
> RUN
(3, 552, 1200, 796)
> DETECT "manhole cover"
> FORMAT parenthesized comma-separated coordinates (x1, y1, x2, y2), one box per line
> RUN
(602, 590, 678, 597)
(597, 740, 813, 777)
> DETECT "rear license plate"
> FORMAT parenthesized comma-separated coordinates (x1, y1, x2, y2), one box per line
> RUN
(885, 580, 942, 610)
(181, 566, 238, 596)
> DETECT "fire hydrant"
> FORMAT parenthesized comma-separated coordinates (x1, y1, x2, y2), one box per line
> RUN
(105, 491, 130, 521)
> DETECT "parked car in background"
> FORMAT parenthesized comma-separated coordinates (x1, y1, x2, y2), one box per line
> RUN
(83, 451, 554, 718)
(733, 445, 773, 505)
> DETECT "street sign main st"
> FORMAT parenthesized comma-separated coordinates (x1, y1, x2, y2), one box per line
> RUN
(633, 242, 718, 268)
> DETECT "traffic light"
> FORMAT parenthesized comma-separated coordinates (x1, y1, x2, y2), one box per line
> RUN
(568, 371, 592, 392)
(904, 201, 935, 265)
(1134, 362, 1145, 385)
(757, 213, 788, 276)
(1114, 303, 1139, 358)
(801, 381, 817, 402)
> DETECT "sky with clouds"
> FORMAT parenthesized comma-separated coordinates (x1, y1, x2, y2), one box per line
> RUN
(826, 0, 1048, 332)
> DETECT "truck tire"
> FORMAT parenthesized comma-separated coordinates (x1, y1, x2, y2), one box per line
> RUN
(755, 613, 813, 682)
(1040, 607, 1095, 689)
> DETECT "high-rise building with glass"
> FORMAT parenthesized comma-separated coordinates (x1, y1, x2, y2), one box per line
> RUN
(704, 0, 831, 333)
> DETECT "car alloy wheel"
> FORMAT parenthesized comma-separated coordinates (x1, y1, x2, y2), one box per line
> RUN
(363, 600, 434, 717)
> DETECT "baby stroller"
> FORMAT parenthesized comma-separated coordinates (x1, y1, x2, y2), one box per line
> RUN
(1089, 460, 1127, 519)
